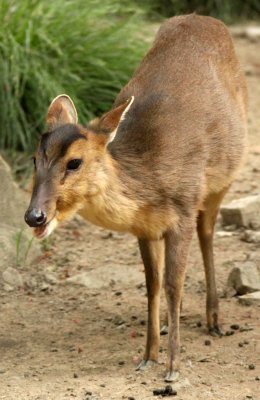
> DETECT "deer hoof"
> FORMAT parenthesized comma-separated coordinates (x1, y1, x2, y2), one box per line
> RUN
(209, 326, 224, 337)
(164, 370, 180, 382)
(136, 360, 157, 371)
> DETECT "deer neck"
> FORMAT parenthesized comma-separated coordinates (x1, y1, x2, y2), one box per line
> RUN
(78, 153, 140, 233)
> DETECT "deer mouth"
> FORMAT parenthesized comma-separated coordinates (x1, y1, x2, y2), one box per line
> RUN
(33, 216, 57, 239)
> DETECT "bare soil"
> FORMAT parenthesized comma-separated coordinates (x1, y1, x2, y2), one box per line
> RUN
(0, 33, 260, 400)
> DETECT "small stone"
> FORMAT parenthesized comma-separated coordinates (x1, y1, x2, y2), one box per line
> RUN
(2, 267, 23, 288)
(160, 325, 168, 335)
(115, 291, 122, 296)
(239, 291, 260, 306)
(3, 284, 14, 292)
(128, 397, 135, 400)
(73, 373, 78, 378)
(40, 282, 50, 292)
(249, 364, 255, 370)
(216, 231, 234, 238)
(197, 321, 202, 327)
(245, 26, 260, 41)
(220, 195, 260, 228)
(140, 320, 146, 325)
(240, 326, 254, 332)
(255, 376, 260, 381)
(118, 361, 125, 366)
(101, 232, 113, 239)
(117, 324, 126, 331)
(137, 283, 145, 289)
(204, 340, 211, 346)
(223, 224, 237, 231)
(43, 272, 58, 285)
(227, 263, 260, 295)
(238, 342, 244, 347)
(242, 230, 260, 244)
(230, 324, 240, 330)
(113, 316, 125, 326)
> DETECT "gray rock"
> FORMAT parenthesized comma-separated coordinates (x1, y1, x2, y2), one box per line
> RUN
(66, 272, 105, 289)
(216, 231, 234, 238)
(242, 230, 260, 244)
(3, 283, 15, 292)
(231, 26, 260, 41)
(39, 282, 50, 292)
(66, 263, 144, 289)
(227, 263, 260, 295)
(2, 267, 23, 288)
(238, 291, 260, 306)
(0, 155, 40, 272)
(0, 156, 28, 227)
(43, 272, 58, 285)
(174, 377, 192, 389)
(220, 195, 260, 228)
(245, 27, 260, 41)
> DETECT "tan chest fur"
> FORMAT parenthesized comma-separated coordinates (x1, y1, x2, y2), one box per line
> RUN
(79, 191, 179, 240)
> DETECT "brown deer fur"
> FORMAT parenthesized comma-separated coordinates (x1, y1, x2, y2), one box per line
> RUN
(25, 15, 247, 381)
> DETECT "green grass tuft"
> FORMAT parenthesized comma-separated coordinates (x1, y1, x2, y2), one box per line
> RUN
(0, 0, 149, 152)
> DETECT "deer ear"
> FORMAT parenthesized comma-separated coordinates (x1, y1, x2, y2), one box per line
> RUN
(47, 94, 78, 131)
(98, 96, 134, 143)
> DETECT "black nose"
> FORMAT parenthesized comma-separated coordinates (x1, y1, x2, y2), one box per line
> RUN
(24, 208, 47, 227)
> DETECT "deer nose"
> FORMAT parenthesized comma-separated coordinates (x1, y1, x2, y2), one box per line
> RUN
(24, 208, 47, 227)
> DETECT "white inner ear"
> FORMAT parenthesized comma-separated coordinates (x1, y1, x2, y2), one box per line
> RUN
(108, 96, 135, 145)
(49, 94, 78, 124)
(120, 95, 135, 122)
(107, 129, 117, 145)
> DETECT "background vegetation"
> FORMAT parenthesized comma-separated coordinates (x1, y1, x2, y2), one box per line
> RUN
(139, 0, 260, 22)
(0, 0, 148, 152)
(0, 0, 259, 153)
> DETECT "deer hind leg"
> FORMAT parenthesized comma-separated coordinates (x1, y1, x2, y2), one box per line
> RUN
(136, 238, 164, 370)
(197, 188, 229, 336)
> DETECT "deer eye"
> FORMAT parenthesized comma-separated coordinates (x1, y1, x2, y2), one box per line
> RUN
(67, 159, 82, 171)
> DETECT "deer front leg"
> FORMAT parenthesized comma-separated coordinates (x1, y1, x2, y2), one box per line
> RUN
(164, 224, 194, 382)
(136, 238, 164, 370)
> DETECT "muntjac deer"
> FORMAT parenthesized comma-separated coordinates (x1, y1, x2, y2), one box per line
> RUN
(25, 14, 247, 381)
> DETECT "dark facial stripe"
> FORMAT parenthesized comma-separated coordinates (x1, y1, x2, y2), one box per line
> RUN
(39, 124, 87, 161)
(40, 132, 51, 156)
(59, 132, 86, 158)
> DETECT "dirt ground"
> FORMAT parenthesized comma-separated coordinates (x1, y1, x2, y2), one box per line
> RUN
(0, 31, 260, 400)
